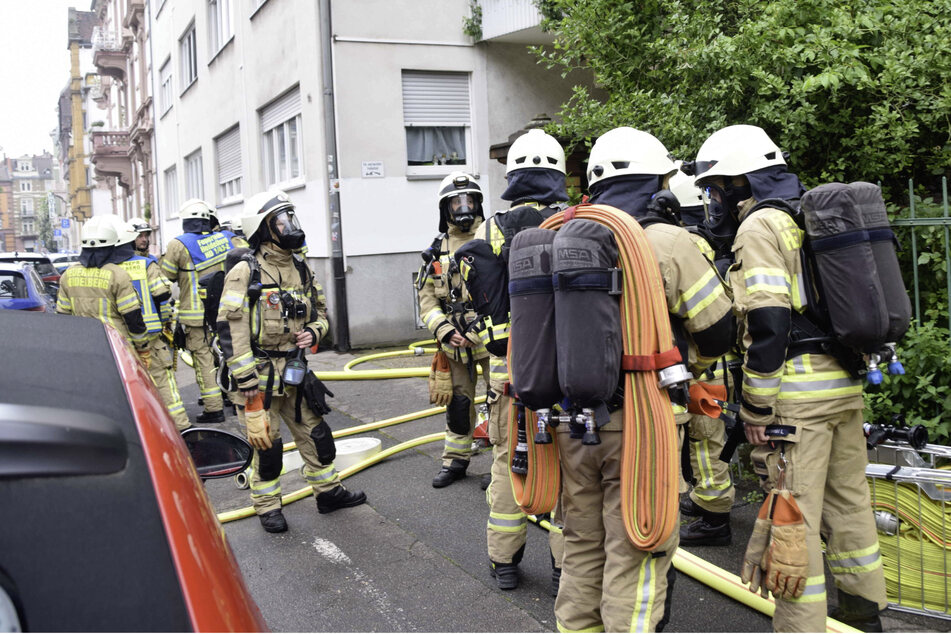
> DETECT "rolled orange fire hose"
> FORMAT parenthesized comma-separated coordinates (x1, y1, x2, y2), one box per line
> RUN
(517, 204, 679, 551)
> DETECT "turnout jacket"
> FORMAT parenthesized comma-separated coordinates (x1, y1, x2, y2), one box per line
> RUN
(729, 199, 863, 424)
(216, 242, 328, 394)
(160, 231, 234, 326)
(417, 220, 488, 362)
(56, 262, 149, 350)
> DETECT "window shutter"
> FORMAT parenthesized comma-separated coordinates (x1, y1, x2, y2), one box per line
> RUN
(216, 126, 241, 183)
(401, 71, 470, 126)
(260, 86, 301, 131)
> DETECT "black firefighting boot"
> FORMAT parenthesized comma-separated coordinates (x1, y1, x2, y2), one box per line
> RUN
(489, 543, 524, 590)
(259, 509, 288, 533)
(195, 409, 225, 424)
(432, 459, 468, 488)
(828, 589, 884, 632)
(480, 472, 492, 490)
(680, 495, 702, 517)
(316, 485, 368, 514)
(679, 510, 732, 546)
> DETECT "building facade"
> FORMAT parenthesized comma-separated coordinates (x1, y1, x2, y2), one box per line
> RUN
(147, 0, 592, 346)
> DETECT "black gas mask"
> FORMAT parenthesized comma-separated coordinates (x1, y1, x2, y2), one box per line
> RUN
(268, 209, 306, 251)
(445, 192, 478, 231)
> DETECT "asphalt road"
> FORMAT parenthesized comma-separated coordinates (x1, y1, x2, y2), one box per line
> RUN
(176, 345, 943, 632)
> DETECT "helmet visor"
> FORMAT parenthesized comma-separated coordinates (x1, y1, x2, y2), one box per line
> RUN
(268, 209, 302, 237)
(447, 193, 477, 220)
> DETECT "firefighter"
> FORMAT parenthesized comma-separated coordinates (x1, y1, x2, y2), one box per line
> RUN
(217, 189, 366, 533)
(116, 218, 191, 431)
(469, 129, 568, 591)
(670, 171, 738, 547)
(418, 172, 491, 488)
(693, 124, 887, 633)
(553, 128, 733, 632)
(161, 199, 235, 424)
(56, 215, 149, 365)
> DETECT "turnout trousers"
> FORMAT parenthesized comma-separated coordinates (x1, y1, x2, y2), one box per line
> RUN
(485, 384, 565, 566)
(555, 428, 677, 633)
(752, 408, 887, 632)
(686, 413, 735, 514)
(238, 387, 342, 515)
(148, 337, 190, 430)
(185, 323, 223, 413)
(440, 353, 491, 467)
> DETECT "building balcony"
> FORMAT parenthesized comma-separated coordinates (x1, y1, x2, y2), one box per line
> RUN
(123, 0, 146, 30)
(480, 0, 552, 44)
(90, 130, 133, 190)
(92, 27, 128, 82)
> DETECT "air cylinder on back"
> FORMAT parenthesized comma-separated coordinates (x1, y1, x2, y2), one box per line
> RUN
(551, 219, 622, 405)
(508, 227, 561, 411)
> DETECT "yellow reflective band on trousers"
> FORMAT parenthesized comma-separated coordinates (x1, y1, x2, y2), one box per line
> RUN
(251, 477, 281, 497)
(784, 575, 828, 603)
(487, 511, 527, 534)
(444, 436, 469, 452)
(628, 552, 657, 633)
(827, 543, 883, 575)
(672, 267, 726, 320)
(691, 439, 732, 502)
(557, 622, 605, 633)
(303, 465, 337, 486)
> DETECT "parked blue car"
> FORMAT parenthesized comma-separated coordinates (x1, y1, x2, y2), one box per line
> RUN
(0, 263, 55, 312)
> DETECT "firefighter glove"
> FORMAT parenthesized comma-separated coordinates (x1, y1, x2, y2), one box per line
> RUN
(741, 490, 775, 598)
(137, 348, 151, 370)
(764, 489, 809, 600)
(245, 407, 273, 451)
(429, 350, 453, 407)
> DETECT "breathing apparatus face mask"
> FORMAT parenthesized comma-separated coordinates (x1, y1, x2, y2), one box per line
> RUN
(702, 185, 741, 250)
(268, 209, 306, 251)
(446, 193, 477, 231)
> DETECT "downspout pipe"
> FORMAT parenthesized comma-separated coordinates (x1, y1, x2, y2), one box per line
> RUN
(318, 0, 350, 351)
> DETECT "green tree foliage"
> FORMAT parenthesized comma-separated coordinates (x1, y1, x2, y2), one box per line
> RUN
(37, 199, 54, 253)
(536, 0, 951, 195)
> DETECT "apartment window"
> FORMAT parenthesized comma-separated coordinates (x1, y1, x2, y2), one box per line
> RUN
(20, 181, 31, 192)
(180, 23, 198, 91)
(20, 198, 34, 214)
(260, 87, 303, 187)
(159, 57, 173, 113)
(215, 126, 242, 202)
(164, 166, 179, 217)
(22, 219, 34, 234)
(185, 150, 204, 200)
(401, 71, 472, 176)
(208, 0, 233, 55)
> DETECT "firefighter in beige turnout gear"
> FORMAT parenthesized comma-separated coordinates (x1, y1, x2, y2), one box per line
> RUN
(218, 190, 366, 533)
(694, 124, 887, 632)
(56, 215, 150, 362)
(467, 129, 568, 592)
(119, 217, 192, 431)
(161, 199, 234, 424)
(553, 128, 733, 633)
(418, 172, 491, 489)
(675, 173, 738, 546)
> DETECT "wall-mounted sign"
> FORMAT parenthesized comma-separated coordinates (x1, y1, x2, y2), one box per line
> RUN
(361, 161, 384, 178)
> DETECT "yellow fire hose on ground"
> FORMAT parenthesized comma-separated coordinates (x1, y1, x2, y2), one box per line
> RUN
(213, 340, 861, 631)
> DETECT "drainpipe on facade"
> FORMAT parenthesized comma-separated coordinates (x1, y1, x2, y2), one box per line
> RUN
(146, 2, 162, 253)
(318, 0, 350, 351)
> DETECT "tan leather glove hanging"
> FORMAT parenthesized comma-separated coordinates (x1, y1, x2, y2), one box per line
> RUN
(741, 490, 776, 597)
(244, 393, 272, 451)
(137, 347, 151, 370)
(764, 489, 809, 600)
(428, 350, 453, 407)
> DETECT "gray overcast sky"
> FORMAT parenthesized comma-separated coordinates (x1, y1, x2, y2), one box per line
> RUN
(0, 0, 85, 159)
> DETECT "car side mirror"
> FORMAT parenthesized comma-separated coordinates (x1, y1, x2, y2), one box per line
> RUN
(181, 428, 253, 479)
